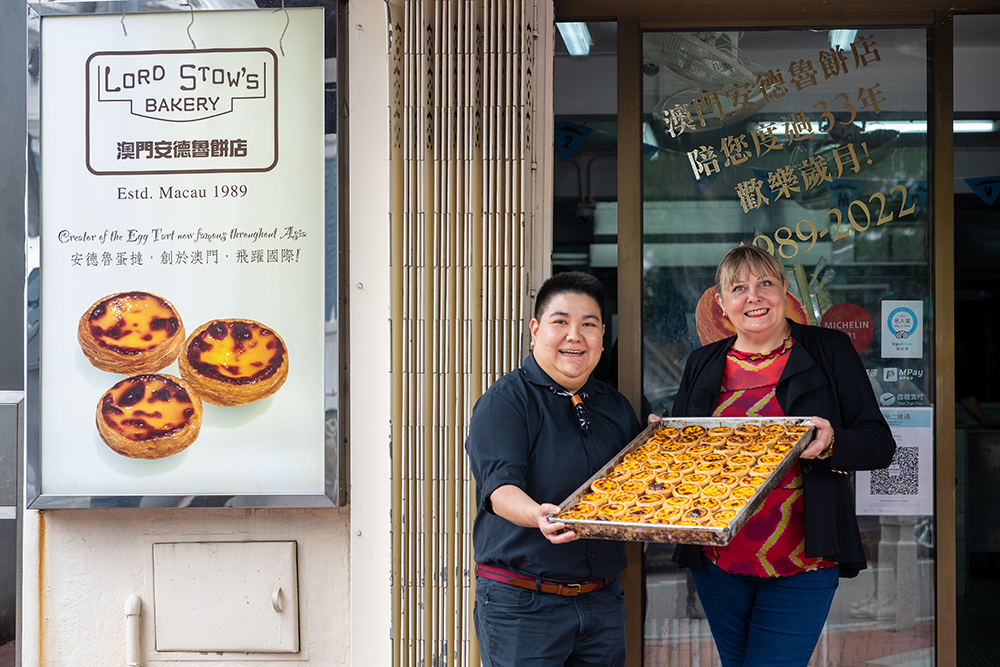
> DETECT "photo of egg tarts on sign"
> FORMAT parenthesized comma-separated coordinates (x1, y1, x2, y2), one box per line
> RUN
(78, 291, 185, 374)
(96, 373, 203, 459)
(179, 319, 289, 406)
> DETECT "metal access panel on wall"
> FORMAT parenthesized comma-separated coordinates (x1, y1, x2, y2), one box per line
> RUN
(152, 541, 299, 653)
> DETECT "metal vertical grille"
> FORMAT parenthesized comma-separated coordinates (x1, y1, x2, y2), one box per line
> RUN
(389, 1, 546, 665)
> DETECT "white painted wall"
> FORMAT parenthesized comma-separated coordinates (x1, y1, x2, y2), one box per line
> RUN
(20, 508, 351, 665)
(347, 0, 394, 665)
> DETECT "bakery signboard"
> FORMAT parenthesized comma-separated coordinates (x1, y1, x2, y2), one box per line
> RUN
(32, 8, 328, 505)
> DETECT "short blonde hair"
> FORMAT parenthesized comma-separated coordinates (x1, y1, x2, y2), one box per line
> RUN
(715, 245, 785, 294)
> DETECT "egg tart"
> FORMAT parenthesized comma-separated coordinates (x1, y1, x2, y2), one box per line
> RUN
(734, 423, 761, 436)
(620, 479, 649, 495)
(683, 507, 711, 524)
(654, 506, 683, 523)
(581, 491, 608, 506)
(696, 461, 724, 476)
(635, 493, 665, 509)
(670, 460, 696, 475)
(722, 497, 749, 511)
(711, 474, 741, 488)
(96, 373, 202, 459)
(749, 463, 778, 477)
(682, 473, 712, 488)
(777, 433, 802, 445)
(674, 518, 702, 526)
(691, 497, 721, 512)
(605, 468, 633, 485)
(626, 506, 655, 522)
(701, 483, 732, 501)
(688, 443, 714, 456)
(635, 442, 660, 456)
(712, 508, 738, 524)
(673, 482, 702, 498)
(759, 454, 786, 466)
(623, 451, 647, 464)
(728, 454, 756, 468)
(179, 319, 288, 406)
(600, 502, 629, 518)
(608, 491, 639, 508)
(591, 478, 619, 494)
(662, 442, 689, 456)
(79, 291, 184, 374)
(752, 434, 779, 446)
(647, 452, 673, 465)
(646, 481, 674, 496)
(681, 424, 707, 439)
(566, 502, 599, 519)
(663, 495, 693, 511)
(721, 463, 751, 477)
(708, 426, 734, 439)
(559, 510, 589, 521)
(760, 423, 787, 437)
(657, 426, 680, 440)
(656, 470, 683, 486)
(731, 485, 759, 500)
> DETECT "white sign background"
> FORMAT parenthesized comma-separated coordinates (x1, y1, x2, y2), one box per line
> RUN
(856, 408, 934, 515)
(39, 9, 325, 496)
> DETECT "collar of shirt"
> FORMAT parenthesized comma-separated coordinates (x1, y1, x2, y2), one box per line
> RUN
(520, 353, 608, 399)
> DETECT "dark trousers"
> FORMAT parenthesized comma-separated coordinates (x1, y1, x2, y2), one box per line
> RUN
(474, 575, 626, 667)
(690, 556, 839, 667)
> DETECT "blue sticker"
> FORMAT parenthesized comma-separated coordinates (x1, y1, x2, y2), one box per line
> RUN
(887, 307, 918, 340)
(555, 122, 592, 162)
(965, 175, 1000, 207)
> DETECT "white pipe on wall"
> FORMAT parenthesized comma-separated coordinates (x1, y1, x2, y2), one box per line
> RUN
(124, 594, 142, 667)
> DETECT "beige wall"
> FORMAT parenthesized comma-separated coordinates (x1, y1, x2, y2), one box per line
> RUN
(20, 508, 351, 665)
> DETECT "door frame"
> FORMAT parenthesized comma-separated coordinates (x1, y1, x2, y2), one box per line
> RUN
(551, 2, 982, 664)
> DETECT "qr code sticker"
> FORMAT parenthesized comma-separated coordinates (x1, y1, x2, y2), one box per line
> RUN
(870, 447, 918, 495)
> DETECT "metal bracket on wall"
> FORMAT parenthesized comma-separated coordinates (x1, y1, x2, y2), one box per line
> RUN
(0, 391, 25, 520)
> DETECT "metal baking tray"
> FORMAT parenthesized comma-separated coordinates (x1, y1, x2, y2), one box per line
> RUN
(549, 417, 815, 546)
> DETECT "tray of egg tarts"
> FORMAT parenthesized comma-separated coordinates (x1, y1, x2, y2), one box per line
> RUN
(549, 417, 815, 546)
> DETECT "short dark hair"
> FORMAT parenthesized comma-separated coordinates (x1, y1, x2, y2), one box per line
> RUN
(533, 271, 605, 320)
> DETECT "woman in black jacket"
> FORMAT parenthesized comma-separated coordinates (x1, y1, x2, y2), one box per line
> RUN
(670, 245, 895, 667)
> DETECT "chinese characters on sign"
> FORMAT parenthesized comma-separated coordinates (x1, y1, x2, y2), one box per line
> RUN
(39, 9, 326, 500)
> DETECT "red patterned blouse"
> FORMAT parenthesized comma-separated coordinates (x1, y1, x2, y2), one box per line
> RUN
(702, 336, 838, 578)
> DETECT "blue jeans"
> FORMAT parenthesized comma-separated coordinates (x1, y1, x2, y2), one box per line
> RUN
(474, 575, 626, 667)
(690, 557, 839, 667)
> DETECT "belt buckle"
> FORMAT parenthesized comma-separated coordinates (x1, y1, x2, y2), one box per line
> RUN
(559, 582, 582, 597)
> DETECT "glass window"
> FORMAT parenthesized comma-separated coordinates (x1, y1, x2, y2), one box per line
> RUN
(640, 28, 934, 664)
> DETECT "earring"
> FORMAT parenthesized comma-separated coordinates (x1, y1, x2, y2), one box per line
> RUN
(722, 309, 728, 317)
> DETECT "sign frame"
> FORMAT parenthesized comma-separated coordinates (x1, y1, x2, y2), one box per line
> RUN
(25, 0, 344, 509)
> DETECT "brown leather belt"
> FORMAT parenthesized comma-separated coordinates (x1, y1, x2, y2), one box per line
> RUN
(476, 563, 613, 597)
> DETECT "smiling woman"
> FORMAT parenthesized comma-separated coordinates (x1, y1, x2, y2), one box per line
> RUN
(464, 271, 644, 667)
(529, 290, 605, 393)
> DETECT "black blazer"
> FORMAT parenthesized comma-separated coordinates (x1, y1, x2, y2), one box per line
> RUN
(671, 320, 896, 577)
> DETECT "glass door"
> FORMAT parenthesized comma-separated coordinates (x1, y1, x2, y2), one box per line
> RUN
(639, 27, 936, 665)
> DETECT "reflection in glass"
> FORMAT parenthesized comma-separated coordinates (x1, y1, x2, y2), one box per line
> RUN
(640, 28, 934, 665)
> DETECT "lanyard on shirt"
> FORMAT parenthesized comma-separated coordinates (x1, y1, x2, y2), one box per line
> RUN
(548, 386, 590, 433)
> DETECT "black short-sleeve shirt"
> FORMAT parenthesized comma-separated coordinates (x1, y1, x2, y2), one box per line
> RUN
(466, 354, 642, 583)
